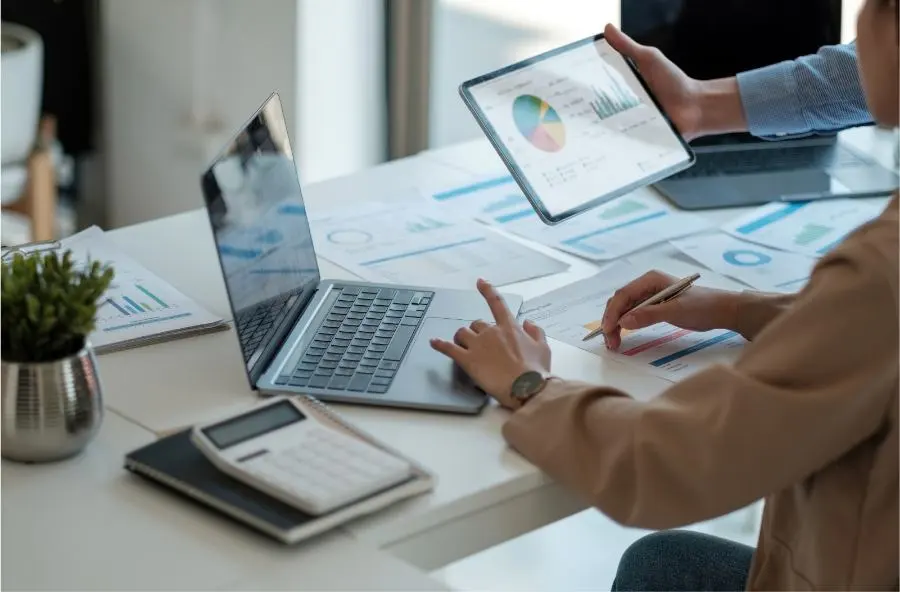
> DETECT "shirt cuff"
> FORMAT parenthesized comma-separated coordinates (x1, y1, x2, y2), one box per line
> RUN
(736, 61, 808, 139)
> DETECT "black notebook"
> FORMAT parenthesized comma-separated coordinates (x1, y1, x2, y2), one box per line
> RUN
(124, 396, 434, 544)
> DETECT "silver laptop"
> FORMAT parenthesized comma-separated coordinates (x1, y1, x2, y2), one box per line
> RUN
(200, 93, 519, 414)
(622, 0, 899, 210)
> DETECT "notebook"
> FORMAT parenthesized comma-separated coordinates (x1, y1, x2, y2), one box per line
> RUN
(124, 395, 435, 544)
(1, 226, 229, 353)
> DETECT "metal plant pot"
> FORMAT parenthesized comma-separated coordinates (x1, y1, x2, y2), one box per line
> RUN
(1, 344, 104, 462)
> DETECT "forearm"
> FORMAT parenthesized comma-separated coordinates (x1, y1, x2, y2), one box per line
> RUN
(694, 77, 749, 137)
(731, 290, 796, 341)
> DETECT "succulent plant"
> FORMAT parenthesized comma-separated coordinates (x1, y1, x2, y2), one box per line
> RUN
(1, 250, 114, 363)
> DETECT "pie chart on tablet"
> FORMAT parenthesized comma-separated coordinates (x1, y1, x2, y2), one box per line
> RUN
(512, 95, 566, 152)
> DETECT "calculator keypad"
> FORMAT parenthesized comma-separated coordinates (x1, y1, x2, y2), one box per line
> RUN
(247, 427, 412, 515)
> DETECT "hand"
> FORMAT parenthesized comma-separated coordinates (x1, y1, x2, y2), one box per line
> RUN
(430, 279, 551, 408)
(604, 24, 704, 140)
(601, 270, 742, 351)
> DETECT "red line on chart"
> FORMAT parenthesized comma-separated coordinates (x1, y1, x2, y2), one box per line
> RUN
(621, 328, 692, 356)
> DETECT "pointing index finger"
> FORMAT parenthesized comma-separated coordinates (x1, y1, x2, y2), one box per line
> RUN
(477, 279, 515, 326)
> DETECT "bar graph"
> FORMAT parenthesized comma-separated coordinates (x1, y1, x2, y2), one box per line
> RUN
(105, 284, 170, 316)
(590, 64, 640, 121)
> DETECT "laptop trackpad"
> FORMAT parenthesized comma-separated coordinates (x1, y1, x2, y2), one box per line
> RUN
(391, 317, 486, 413)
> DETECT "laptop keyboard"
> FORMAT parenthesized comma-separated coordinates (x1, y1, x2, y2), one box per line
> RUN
(237, 293, 292, 362)
(274, 286, 434, 394)
(672, 145, 868, 178)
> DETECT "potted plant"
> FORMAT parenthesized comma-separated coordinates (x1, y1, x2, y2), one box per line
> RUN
(1, 249, 114, 462)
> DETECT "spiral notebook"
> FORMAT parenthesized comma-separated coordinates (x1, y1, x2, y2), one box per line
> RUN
(124, 396, 435, 544)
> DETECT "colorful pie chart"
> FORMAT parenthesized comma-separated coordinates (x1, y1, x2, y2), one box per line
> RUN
(512, 95, 566, 152)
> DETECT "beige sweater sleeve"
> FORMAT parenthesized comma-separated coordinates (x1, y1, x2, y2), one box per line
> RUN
(503, 219, 898, 530)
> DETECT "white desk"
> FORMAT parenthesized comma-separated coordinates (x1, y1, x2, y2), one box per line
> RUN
(1, 413, 447, 591)
(4, 127, 895, 589)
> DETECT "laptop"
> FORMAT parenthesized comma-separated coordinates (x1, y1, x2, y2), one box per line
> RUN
(199, 93, 521, 414)
(622, 0, 899, 210)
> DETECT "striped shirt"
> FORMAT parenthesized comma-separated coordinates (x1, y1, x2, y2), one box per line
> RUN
(736, 43, 872, 139)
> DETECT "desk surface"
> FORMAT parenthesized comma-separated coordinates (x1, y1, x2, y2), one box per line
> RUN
(3, 127, 896, 589)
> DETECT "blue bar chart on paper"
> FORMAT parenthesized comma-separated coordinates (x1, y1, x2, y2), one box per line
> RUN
(99, 279, 192, 332)
(431, 177, 711, 261)
(309, 201, 568, 288)
(721, 198, 884, 257)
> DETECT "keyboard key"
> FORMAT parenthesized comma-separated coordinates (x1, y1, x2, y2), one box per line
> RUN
(367, 384, 389, 394)
(368, 345, 387, 353)
(407, 311, 423, 318)
(378, 288, 396, 299)
(275, 375, 291, 385)
(361, 319, 380, 327)
(364, 350, 384, 360)
(328, 375, 352, 390)
(314, 367, 332, 376)
(381, 318, 399, 327)
(308, 375, 331, 388)
(319, 361, 338, 370)
(348, 373, 372, 391)
(361, 287, 379, 295)
(384, 325, 416, 361)
(348, 345, 366, 355)
(318, 327, 337, 336)
(400, 317, 418, 326)
(357, 365, 376, 374)
(323, 353, 342, 362)
(385, 311, 404, 320)
(371, 377, 392, 386)
(372, 337, 391, 346)
(289, 376, 309, 387)
(394, 290, 414, 305)
(351, 304, 369, 313)
(351, 340, 370, 349)
(371, 306, 389, 314)
(333, 338, 351, 347)
(374, 370, 394, 379)
(293, 370, 313, 379)
(375, 329, 394, 338)
(341, 286, 360, 295)
(335, 368, 354, 376)
(380, 360, 400, 371)
(344, 353, 363, 362)
(298, 362, 317, 371)
(326, 314, 344, 322)
(420, 296, 431, 304)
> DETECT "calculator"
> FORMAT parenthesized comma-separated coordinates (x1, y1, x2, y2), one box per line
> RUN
(191, 397, 413, 515)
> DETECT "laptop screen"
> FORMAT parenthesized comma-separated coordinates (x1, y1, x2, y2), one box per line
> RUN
(621, 0, 842, 145)
(621, 0, 842, 80)
(200, 93, 321, 377)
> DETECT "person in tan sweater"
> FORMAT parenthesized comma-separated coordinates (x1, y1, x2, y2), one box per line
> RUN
(430, 0, 899, 589)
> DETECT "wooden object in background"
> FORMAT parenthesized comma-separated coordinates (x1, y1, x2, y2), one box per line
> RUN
(3, 116, 58, 242)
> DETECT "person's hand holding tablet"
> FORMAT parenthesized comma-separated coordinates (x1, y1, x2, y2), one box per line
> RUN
(460, 30, 694, 225)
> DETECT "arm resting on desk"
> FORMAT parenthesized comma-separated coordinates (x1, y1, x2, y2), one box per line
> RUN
(502, 200, 897, 529)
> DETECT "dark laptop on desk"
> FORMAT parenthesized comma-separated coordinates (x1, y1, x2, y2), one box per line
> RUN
(622, 0, 899, 209)
(199, 93, 519, 414)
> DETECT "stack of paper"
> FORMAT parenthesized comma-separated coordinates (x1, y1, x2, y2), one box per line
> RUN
(30, 227, 228, 354)
(309, 201, 569, 288)
(430, 175, 712, 261)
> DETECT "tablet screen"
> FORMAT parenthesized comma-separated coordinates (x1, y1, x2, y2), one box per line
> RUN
(463, 36, 692, 222)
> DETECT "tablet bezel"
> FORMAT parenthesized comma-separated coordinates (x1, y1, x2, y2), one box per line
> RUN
(458, 32, 696, 225)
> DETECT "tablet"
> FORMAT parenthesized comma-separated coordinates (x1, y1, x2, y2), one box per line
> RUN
(459, 33, 695, 225)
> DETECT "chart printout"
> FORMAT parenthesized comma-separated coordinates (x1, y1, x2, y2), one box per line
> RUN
(521, 261, 746, 382)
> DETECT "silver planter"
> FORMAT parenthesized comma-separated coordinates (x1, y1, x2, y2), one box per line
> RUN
(1, 344, 104, 462)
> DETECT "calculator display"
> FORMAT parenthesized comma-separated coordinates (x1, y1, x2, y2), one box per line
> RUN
(204, 401, 305, 449)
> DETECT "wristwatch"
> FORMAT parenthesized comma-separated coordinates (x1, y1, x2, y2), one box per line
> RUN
(510, 370, 551, 406)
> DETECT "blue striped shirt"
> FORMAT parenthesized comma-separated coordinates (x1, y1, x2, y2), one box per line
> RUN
(736, 43, 872, 139)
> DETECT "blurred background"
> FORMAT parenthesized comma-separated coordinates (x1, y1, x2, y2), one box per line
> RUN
(1, 0, 864, 244)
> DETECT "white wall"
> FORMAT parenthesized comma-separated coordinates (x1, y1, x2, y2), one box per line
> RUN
(102, 0, 385, 228)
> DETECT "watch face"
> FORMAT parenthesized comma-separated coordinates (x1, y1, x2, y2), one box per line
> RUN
(511, 371, 546, 399)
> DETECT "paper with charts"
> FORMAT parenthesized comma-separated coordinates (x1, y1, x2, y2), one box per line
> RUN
(309, 201, 568, 288)
(49, 226, 226, 353)
(671, 233, 817, 293)
(722, 198, 884, 257)
(520, 261, 746, 382)
(431, 175, 711, 260)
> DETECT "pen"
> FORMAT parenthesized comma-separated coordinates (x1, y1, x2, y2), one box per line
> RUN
(582, 272, 701, 342)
